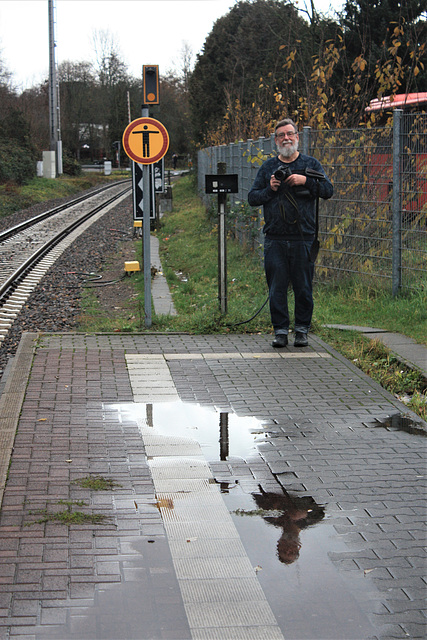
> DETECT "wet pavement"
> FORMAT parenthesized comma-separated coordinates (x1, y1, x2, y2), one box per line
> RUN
(0, 331, 426, 640)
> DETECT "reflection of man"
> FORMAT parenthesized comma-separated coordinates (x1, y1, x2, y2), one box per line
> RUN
(132, 125, 159, 158)
(252, 486, 325, 564)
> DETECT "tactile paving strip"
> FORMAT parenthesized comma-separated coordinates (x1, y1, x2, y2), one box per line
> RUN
(125, 353, 285, 639)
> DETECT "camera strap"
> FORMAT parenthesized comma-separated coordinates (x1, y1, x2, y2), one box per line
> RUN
(280, 190, 320, 263)
(310, 197, 320, 263)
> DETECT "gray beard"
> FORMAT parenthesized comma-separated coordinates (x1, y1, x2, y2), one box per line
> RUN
(277, 140, 298, 158)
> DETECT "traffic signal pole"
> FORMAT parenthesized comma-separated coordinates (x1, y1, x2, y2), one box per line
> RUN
(142, 66, 160, 328)
(122, 65, 167, 330)
(141, 106, 152, 328)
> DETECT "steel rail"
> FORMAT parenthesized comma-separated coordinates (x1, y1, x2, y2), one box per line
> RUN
(0, 185, 131, 304)
(0, 179, 130, 244)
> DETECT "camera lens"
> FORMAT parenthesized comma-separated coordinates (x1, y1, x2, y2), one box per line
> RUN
(274, 168, 291, 181)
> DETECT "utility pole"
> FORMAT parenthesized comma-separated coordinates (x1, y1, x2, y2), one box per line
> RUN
(48, 0, 62, 175)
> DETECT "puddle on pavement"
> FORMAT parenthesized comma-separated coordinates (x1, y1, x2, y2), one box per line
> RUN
(104, 401, 380, 639)
(109, 401, 270, 461)
(368, 413, 427, 436)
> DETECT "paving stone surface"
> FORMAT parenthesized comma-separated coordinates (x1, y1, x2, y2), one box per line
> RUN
(0, 331, 425, 640)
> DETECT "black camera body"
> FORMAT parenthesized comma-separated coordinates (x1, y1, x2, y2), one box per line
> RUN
(274, 166, 292, 182)
(274, 166, 325, 182)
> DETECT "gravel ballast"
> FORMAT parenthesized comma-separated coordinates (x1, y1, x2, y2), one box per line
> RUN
(0, 192, 136, 378)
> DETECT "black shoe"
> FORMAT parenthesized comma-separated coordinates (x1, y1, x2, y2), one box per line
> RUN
(294, 332, 308, 347)
(272, 335, 288, 348)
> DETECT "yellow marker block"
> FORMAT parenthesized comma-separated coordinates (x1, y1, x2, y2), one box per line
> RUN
(133, 220, 142, 227)
(124, 261, 141, 273)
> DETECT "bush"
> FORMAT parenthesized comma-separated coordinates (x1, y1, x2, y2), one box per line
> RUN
(62, 151, 82, 176)
(0, 140, 36, 185)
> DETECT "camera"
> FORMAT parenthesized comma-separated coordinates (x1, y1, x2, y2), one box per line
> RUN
(274, 167, 325, 182)
(274, 167, 292, 181)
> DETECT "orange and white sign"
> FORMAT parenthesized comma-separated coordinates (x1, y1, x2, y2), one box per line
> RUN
(122, 117, 169, 165)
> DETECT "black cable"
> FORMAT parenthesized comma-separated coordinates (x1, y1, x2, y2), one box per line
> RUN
(83, 274, 128, 287)
(227, 295, 269, 327)
(65, 272, 128, 288)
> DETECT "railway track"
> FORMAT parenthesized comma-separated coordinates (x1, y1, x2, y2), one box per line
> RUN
(0, 180, 131, 345)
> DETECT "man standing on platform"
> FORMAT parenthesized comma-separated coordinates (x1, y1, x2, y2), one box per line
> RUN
(248, 118, 333, 348)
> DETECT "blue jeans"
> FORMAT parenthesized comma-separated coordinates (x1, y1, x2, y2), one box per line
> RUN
(264, 237, 314, 335)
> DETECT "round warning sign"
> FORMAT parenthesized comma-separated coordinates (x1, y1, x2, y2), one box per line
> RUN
(122, 117, 169, 165)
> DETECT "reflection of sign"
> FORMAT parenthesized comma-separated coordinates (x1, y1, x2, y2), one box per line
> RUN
(122, 117, 169, 164)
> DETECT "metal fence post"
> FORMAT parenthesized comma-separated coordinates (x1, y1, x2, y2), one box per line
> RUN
(392, 109, 403, 296)
(302, 126, 311, 155)
(217, 162, 227, 315)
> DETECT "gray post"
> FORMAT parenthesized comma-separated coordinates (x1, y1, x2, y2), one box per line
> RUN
(48, 0, 62, 176)
(217, 162, 227, 315)
(302, 126, 311, 155)
(392, 109, 403, 297)
(142, 106, 152, 327)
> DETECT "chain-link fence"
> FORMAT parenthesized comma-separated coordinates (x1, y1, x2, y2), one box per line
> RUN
(197, 110, 426, 293)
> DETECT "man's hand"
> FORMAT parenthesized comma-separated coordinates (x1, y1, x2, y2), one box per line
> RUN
(270, 174, 281, 191)
(270, 173, 307, 191)
(284, 173, 307, 188)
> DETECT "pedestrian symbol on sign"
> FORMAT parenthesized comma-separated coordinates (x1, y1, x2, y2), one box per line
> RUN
(132, 125, 160, 158)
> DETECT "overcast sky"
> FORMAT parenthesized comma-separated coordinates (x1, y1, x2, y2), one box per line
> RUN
(0, 0, 344, 90)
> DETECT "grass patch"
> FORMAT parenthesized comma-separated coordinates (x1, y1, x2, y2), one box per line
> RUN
(313, 280, 426, 344)
(27, 500, 111, 526)
(72, 475, 121, 491)
(78, 279, 144, 332)
(318, 327, 427, 419)
(147, 177, 271, 334)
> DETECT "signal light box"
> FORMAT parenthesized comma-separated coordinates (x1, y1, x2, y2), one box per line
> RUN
(143, 65, 160, 105)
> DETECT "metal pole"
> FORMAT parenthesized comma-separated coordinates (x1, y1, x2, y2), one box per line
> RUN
(392, 109, 403, 297)
(48, 0, 61, 176)
(217, 162, 227, 315)
(142, 105, 152, 327)
(302, 125, 311, 155)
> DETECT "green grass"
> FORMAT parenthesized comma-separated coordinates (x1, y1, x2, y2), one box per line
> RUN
(27, 500, 111, 526)
(146, 177, 272, 334)
(72, 475, 122, 491)
(312, 280, 426, 343)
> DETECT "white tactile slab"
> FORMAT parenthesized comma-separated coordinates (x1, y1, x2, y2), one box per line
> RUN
(123, 354, 285, 639)
(126, 354, 180, 402)
(179, 576, 267, 603)
(191, 629, 285, 640)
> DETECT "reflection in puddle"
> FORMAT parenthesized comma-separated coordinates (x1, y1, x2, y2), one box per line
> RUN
(104, 401, 379, 638)
(233, 486, 325, 565)
(369, 413, 427, 436)
(131, 401, 268, 461)
(225, 489, 379, 640)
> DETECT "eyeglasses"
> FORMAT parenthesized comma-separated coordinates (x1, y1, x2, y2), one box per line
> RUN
(275, 131, 297, 139)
